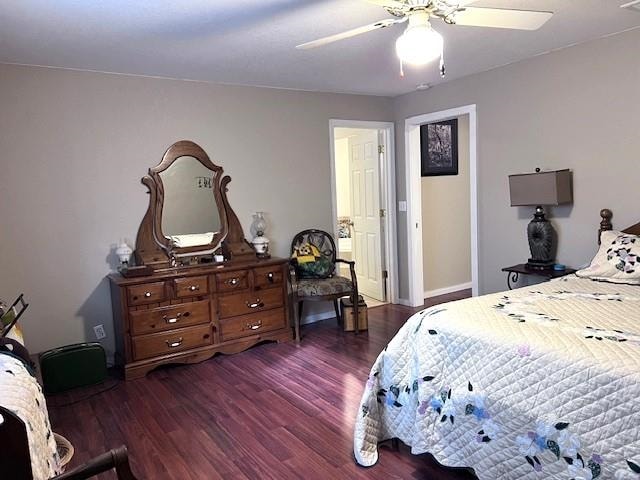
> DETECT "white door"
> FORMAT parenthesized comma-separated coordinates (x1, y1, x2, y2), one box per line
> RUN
(349, 130, 385, 301)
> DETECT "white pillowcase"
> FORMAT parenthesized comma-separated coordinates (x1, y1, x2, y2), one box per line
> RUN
(576, 230, 640, 284)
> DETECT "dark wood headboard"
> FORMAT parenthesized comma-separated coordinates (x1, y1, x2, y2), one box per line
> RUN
(599, 209, 640, 243)
(0, 406, 33, 479)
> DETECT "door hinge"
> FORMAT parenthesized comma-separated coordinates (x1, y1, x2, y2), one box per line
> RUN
(380, 209, 386, 218)
(378, 145, 384, 154)
(382, 270, 388, 279)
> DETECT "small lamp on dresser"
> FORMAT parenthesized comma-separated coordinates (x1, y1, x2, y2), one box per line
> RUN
(115, 240, 133, 269)
(251, 212, 270, 258)
(508, 168, 573, 269)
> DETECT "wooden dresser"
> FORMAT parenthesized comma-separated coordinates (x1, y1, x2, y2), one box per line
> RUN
(109, 258, 291, 379)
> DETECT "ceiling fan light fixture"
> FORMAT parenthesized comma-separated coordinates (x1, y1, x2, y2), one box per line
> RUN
(395, 15, 443, 66)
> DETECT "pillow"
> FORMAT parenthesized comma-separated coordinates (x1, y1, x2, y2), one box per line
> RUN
(576, 230, 640, 284)
(1, 306, 25, 345)
(292, 242, 334, 279)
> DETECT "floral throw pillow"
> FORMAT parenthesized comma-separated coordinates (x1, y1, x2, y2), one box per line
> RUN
(291, 242, 334, 279)
(1, 307, 25, 345)
(576, 230, 640, 284)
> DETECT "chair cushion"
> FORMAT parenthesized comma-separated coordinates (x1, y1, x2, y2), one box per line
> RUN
(294, 276, 354, 298)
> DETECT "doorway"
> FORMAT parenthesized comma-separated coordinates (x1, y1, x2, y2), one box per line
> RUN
(330, 120, 398, 307)
(404, 105, 479, 307)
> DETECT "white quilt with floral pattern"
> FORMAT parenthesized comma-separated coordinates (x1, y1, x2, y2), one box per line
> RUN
(354, 276, 640, 479)
(0, 353, 60, 479)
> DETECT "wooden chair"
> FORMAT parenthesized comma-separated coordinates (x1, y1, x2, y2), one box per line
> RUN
(289, 229, 359, 341)
(52, 446, 137, 480)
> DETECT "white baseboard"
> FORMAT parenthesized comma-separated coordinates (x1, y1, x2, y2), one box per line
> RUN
(424, 282, 472, 299)
(396, 298, 414, 307)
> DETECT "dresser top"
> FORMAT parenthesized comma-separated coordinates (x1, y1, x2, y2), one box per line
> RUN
(108, 257, 288, 286)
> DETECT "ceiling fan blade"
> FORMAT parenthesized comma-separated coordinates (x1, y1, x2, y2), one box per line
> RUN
(453, 7, 552, 30)
(363, 0, 407, 9)
(296, 18, 404, 49)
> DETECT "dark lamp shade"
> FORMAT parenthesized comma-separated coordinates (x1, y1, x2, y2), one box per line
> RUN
(509, 169, 573, 207)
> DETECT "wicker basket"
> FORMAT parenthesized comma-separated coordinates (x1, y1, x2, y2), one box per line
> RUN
(341, 295, 368, 332)
(54, 432, 74, 469)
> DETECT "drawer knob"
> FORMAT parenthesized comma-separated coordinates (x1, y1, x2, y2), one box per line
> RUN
(267, 272, 274, 283)
(246, 320, 262, 330)
(246, 300, 264, 309)
(166, 337, 184, 348)
(188, 285, 200, 292)
(225, 278, 240, 286)
(163, 313, 183, 324)
(144, 292, 152, 298)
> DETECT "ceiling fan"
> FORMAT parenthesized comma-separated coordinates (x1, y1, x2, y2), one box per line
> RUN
(296, 0, 553, 77)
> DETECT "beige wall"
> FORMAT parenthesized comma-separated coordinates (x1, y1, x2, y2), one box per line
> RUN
(0, 64, 392, 355)
(394, 28, 640, 298)
(3, 27, 639, 353)
(422, 115, 471, 294)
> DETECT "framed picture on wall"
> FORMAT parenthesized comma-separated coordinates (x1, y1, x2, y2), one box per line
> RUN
(420, 119, 458, 176)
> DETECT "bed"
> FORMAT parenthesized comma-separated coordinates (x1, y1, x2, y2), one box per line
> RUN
(0, 295, 61, 479)
(354, 209, 640, 479)
(0, 295, 137, 480)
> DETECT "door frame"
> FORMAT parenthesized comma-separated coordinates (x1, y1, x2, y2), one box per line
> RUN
(404, 104, 479, 307)
(329, 119, 398, 305)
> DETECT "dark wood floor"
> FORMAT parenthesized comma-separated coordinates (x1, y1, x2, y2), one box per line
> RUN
(49, 290, 474, 480)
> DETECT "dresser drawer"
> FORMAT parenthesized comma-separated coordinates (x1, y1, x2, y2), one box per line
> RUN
(219, 308, 286, 341)
(218, 287, 283, 319)
(216, 270, 249, 293)
(174, 275, 209, 298)
(132, 324, 212, 361)
(129, 300, 210, 336)
(127, 282, 167, 306)
(253, 266, 284, 289)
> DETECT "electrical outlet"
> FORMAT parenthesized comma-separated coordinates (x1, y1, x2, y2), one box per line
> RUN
(93, 324, 106, 340)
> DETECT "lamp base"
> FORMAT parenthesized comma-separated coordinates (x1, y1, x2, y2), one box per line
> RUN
(525, 259, 555, 271)
(526, 206, 554, 269)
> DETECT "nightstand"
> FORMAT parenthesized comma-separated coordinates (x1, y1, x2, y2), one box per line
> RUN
(501, 264, 577, 290)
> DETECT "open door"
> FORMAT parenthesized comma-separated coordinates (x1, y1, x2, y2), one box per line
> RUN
(349, 130, 385, 301)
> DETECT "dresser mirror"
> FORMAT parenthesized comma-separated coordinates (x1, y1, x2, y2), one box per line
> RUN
(159, 155, 222, 247)
(134, 140, 256, 268)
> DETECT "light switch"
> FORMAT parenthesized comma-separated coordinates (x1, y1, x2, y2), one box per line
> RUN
(398, 201, 407, 212)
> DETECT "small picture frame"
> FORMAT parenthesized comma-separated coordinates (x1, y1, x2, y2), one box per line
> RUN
(420, 119, 458, 176)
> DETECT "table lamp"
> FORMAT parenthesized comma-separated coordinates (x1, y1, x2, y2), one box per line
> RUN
(509, 168, 573, 270)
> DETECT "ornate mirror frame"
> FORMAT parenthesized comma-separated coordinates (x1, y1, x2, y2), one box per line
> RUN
(134, 140, 256, 268)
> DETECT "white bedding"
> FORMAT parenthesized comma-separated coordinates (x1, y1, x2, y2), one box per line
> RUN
(354, 276, 640, 479)
(0, 353, 60, 479)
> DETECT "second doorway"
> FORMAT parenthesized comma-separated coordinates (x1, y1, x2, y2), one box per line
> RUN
(332, 126, 388, 307)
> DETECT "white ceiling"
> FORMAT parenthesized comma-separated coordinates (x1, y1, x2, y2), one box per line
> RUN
(1, 0, 639, 97)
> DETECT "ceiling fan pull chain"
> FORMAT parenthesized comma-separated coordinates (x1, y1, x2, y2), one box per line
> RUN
(439, 45, 446, 78)
(399, 58, 404, 77)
